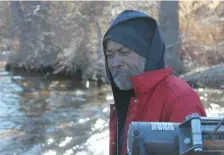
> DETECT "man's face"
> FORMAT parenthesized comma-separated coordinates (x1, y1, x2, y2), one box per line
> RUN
(106, 40, 146, 90)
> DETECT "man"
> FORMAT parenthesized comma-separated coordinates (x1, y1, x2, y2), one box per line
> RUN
(102, 10, 206, 155)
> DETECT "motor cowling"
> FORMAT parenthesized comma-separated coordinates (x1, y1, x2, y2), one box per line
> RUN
(126, 113, 224, 155)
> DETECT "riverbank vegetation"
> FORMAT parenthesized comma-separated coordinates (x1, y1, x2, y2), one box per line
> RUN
(0, 1, 223, 88)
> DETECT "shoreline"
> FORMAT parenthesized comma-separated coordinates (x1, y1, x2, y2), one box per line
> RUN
(3, 63, 106, 87)
(3, 62, 224, 90)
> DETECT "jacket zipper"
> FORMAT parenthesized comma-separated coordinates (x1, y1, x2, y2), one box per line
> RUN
(120, 109, 130, 155)
(116, 120, 120, 155)
(121, 98, 137, 155)
(117, 114, 128, 155)
(117, 98, 134, 155)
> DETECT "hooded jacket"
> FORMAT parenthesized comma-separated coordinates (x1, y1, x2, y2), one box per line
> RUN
(102, 10, 206, 155)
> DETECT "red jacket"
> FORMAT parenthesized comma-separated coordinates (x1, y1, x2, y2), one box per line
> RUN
(109, 67, 206, 155)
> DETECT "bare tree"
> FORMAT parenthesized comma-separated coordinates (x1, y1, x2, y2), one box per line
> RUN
(159, 1, 185, 75)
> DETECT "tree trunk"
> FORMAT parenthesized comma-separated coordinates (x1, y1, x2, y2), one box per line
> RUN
(94, 16, 103, 59)
(159, 1, 185, 75)
(9, 1, 55, 70)
(90, 15, 103, 59)
(10, 1, 25, 49)
(180, 64, 224, 89)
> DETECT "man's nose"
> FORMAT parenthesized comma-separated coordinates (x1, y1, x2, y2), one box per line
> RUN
(111, 55, 122, 68)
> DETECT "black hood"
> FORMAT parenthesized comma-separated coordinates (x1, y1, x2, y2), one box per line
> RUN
(103, 10, 165, 80)
(102, 10, 166, 152)
(102, 9, 166, 107)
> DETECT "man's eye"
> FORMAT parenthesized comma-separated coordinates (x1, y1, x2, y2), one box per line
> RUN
(121, 51, 129, 56)
(107, 53, 114, 58)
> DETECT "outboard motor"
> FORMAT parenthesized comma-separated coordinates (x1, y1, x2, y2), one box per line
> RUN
(126, 113, 224, 155)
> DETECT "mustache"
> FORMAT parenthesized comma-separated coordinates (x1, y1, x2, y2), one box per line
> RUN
(111, 68, 138, 77)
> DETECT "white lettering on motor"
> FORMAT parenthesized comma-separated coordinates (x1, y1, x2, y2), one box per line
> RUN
(151, 123, 175, 131)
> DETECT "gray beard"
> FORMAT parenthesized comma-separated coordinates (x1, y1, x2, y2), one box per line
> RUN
(112, 60, 145, 90)
(113, 73, 135, 90)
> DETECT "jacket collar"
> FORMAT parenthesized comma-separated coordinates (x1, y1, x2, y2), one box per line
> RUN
(130, 67, 172, 97)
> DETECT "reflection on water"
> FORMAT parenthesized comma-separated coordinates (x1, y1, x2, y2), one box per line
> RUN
(0, 63, 112, 155)
(195, 88, 224, 116)
(0, 62, 223, 155)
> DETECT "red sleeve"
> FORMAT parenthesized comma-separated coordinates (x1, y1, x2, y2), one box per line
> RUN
(168, 93, 207, 122)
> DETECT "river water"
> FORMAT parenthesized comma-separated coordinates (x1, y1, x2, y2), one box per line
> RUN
(0, 61, 223, 155)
